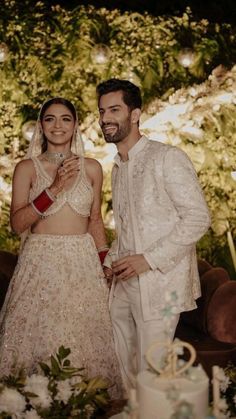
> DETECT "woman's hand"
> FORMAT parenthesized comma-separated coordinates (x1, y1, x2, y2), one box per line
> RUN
(104, 266, 113, 289)
(49, 156, 80, 196)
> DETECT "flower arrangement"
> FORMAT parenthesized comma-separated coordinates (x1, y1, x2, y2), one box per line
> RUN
(0, 346, 111, 418)
(214, 363, 236, 418)
(223, 363, 236, 417)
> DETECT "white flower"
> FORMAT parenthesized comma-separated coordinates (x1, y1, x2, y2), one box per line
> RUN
(24, 374, 52, 409)
(69, 376, 82, 386)
(220, 375, 231, 393)
(24, 409, 41, 419)
(216, 368, 228, 381)
(173, 346, 184, 356)
(55, 379, 72, 404)
(0, 387, 26, 414)
(69, 375, 84, 396)
(216, 368, 231, 392)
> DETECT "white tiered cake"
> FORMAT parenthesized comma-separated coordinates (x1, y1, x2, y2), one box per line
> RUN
(111, 340, 209, 419)
(137, 366, 209, 419)
(137, 340, 209, 419)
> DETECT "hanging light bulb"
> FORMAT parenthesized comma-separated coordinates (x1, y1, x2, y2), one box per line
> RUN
(231, 171, 236, 181)
(90, 44, 111, 64)
(0, 43, 9, 63)
(177, 48, 195, 68)
(22, 120, 37, 141)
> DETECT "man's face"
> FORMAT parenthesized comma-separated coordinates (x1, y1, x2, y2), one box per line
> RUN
(98, 90, 132, 144)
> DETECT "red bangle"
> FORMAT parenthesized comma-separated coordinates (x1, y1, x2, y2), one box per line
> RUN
(31, 189, 54, 216)
(99, 250, 109, 265)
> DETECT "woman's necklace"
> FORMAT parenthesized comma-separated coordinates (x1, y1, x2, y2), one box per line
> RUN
(42, 150, 72, 166)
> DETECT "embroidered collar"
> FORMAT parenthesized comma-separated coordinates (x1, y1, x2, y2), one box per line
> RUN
(114, 136, 148, 167)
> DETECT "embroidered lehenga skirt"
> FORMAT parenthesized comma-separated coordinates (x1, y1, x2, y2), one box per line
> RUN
(0, 233, 123, 398)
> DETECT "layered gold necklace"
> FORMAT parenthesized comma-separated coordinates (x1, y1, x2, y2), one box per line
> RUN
(42, 150, 72, 166)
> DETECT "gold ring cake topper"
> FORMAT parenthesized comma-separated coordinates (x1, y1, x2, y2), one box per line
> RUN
(146, 340, 196, 379)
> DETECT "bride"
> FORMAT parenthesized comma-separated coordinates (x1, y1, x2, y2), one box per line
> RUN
(0, 97, 123, 398)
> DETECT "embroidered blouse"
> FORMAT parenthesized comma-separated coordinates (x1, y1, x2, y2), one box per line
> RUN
(29, 156, 93, 217)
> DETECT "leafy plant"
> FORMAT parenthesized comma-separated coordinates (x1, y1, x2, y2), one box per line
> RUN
(0, 346, 110, 418)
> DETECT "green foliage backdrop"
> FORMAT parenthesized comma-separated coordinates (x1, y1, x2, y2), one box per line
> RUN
(0, 1, 235, 275)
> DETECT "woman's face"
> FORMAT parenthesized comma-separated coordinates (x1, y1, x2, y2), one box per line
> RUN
(41, 103, 75, 148)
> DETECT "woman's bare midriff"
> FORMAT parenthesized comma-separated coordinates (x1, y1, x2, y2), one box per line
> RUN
(31, 204, 89, 235)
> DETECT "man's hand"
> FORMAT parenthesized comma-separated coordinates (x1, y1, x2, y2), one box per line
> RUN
(103, 266, 113, 288)
(112, 254, 151, 281)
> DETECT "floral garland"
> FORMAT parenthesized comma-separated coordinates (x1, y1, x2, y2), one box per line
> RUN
(0, 346, 110, 418)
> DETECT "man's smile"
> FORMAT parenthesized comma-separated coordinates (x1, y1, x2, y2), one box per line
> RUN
(102, 124, 118, 134)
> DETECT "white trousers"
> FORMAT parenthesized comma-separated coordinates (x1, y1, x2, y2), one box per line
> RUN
(110, 287, 180, 391)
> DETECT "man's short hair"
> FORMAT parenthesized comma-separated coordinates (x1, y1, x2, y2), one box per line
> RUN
(96, 78, 142, 110)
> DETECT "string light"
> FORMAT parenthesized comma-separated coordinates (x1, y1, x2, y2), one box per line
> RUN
(22, 120, 37, 141)
(90, 44, 111, 64)
(177, 48, 195, 68)
(0, 43, 9, 63)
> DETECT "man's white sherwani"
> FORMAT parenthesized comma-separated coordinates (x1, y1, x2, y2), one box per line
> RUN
(108, 136, 211, 388)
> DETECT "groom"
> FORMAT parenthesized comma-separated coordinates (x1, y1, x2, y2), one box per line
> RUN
(96, 78, 211, 390)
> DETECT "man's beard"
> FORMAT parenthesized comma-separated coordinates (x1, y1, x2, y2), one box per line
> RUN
(101, 119, 131, 144)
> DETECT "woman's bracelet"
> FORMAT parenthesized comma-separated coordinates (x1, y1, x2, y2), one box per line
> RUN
(98, 249, 109, 265)
(45, 187, 57, 201)
(31, 188, 55, 217)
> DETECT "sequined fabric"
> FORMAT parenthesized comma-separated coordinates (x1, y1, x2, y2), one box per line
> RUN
(0, 233, 123, 398)
(30, 156, 93, 217)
